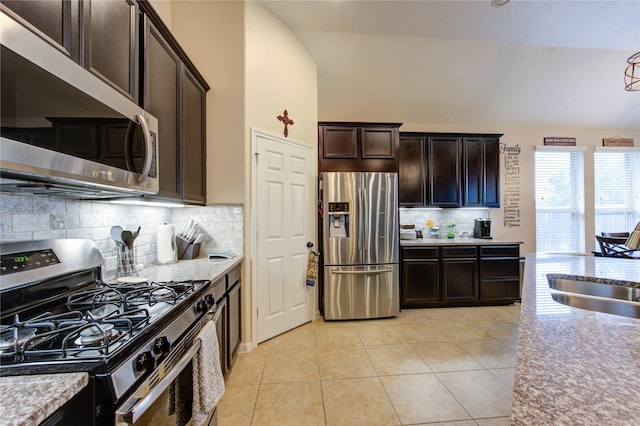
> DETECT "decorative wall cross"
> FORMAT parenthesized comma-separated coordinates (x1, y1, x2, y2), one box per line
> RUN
(277, 109, 294, 137)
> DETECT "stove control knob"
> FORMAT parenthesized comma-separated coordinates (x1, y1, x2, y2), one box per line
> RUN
(153, 336, 170, 355)
(196, 299, 209, 313)
(135, 351, 155, 372)
(204, 294, 215, 307)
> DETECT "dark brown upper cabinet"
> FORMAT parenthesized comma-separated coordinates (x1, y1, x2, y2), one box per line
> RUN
(399, 132, 502, 208)
(428, 136, 462, 207)
(5, 0, 210, 204)
(463, 137, 483, 207)
(3, 0, 139, 101)
(83, 0, 139, 102)
(318, 122, 401, 172)
(182, 68, 207, 205)
(463, 136, 500, 207)
(143, 16, 181, 201)
(1, 0, 80, 61)
(398, 135, 425, 206)
(140, 4, 209, 205)
(482, 138, 500, 207)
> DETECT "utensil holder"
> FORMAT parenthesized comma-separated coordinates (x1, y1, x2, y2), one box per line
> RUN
(176, 236, 201, 260)
(116, 246, 137, 277)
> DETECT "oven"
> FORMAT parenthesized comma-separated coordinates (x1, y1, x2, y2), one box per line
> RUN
(0, 239, 223, 426)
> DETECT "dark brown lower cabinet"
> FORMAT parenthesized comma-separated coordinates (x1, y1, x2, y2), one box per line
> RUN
(479, 245, 521, 302)
(401, 247, 440, 307)
(401, 244, 519, 308)
(227, 266, 241, 371)
(441, 246, 478, 303)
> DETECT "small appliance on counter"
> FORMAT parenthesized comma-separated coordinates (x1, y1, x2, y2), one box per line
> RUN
(474, 218, 492, 239)
(400, 224, 417, 240)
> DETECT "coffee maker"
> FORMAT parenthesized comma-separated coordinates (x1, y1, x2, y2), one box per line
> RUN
(474, 218, 492, 239)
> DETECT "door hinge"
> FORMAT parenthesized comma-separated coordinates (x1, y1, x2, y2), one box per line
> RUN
(257, 307, 259, 317)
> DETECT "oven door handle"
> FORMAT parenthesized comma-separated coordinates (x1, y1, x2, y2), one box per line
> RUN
(115, 339, 202, 425)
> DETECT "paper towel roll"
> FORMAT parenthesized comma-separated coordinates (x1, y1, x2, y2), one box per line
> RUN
(157, 224, 177, 264)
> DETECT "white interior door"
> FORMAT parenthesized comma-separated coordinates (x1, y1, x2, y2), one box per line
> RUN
(252, 129, 316, 344)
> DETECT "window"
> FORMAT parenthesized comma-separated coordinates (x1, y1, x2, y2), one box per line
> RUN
(535, 149, 585, 253)
(594, 149, 640, 235)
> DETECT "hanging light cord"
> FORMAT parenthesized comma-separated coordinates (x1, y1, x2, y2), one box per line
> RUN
(625, 51, 640, 91)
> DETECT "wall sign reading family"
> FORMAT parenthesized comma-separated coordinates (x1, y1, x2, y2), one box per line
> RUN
(500, 143, 521, 228)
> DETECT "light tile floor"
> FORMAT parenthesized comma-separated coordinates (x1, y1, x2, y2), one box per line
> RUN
(218, 304, 521, 426)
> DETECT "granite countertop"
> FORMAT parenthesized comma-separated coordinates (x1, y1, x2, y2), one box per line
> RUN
(0, 256, 243, 425)
(512, 253, 640, 425)
(135, 255, 244, 283)
(0, 373, 88, 426)
(400, 237, 523, 246)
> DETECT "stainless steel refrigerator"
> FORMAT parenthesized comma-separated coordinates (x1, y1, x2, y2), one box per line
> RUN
(322, 172, 399, 320)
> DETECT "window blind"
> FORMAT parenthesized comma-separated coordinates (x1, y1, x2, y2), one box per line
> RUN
(535, 150, 585, 253)
(594, 150, 640, 235)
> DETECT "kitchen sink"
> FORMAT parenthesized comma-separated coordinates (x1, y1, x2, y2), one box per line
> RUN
(547, 275, 640, 319)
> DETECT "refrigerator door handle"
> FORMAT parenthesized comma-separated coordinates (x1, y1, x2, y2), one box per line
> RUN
(358, 186, 365, 254)
(331, 268, 394, 275)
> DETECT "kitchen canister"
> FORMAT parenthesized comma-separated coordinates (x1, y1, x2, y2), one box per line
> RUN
(157, 223, 177, 264)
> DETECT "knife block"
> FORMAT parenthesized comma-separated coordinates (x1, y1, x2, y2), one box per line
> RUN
(176, 236, 201, 260)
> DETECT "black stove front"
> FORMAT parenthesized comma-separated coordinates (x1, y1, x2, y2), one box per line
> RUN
(0, 239, 216, 425)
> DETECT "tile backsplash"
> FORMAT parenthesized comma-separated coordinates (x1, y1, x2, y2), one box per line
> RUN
(399, 207, 491, 237)
(0, 194, 243, 273)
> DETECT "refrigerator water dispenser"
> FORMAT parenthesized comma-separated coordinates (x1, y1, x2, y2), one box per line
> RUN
(328, 202, 349, 238)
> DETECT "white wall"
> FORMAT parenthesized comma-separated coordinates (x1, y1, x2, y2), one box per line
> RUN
(171, 0, 245, 205)
(244, 1, 318, 346)
(167, 1, 318, 345)
(244, 2, 318, 147)
(148, 0, 172, 28)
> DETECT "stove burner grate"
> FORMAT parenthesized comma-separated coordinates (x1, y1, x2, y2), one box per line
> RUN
(0, 307, 152, 361)
(67, 287, 124, 310)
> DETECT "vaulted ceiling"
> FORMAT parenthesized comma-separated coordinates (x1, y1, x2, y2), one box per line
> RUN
(260, 0, 640, 129)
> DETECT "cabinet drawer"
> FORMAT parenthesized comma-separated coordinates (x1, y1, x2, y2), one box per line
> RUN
(442, 246, 477, 258)
(402, 247, 439, 259)
(479, 279, 520, 300)
(480, 258, 520, 278)
(480, 245, 520, 257)
(226, 266, 241, 288)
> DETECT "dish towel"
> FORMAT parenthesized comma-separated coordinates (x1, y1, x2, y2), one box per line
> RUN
(191, 320, 226, 426)
(305, 251, 319, 286)
(166, 361, 193, 426)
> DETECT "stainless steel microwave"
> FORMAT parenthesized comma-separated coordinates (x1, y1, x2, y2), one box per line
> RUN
(0, 11, 159, 199)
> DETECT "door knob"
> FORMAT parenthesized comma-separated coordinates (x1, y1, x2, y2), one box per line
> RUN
(307, 242, 314, 248)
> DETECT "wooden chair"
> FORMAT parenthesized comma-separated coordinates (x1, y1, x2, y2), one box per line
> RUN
(595, 235, 639, 259)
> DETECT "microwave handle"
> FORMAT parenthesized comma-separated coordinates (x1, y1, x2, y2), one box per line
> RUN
(136, 114, 153, 184)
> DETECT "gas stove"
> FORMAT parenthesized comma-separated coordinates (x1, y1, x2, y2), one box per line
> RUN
(1, 279, 207, 365)
(0, 239, 220, 425)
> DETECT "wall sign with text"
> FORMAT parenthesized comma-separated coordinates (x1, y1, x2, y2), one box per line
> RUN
(543, 137, 576, 146)
(500, 143, 521, 229)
